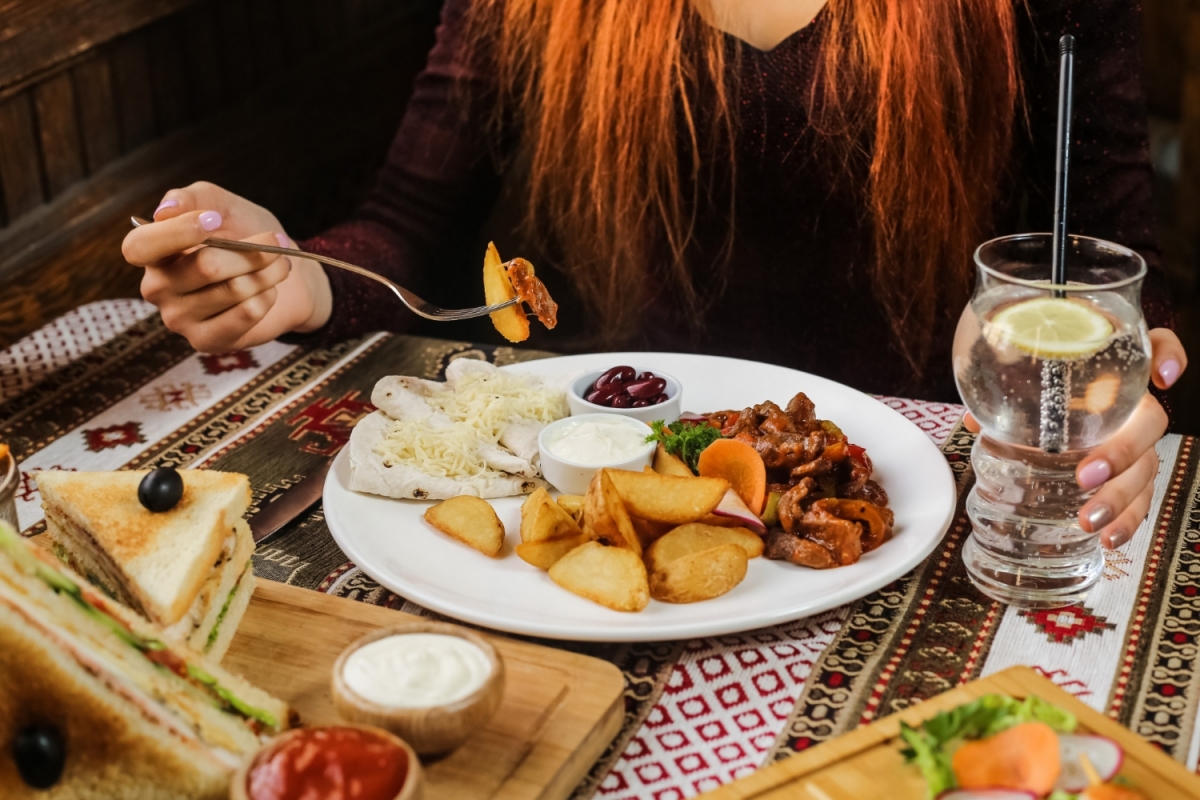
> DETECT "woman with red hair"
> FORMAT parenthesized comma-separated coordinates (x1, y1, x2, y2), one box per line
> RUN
(124, 0, 1184, 550)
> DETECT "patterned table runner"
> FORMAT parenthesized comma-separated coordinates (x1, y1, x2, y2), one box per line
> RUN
(4, 300, 1198, 799)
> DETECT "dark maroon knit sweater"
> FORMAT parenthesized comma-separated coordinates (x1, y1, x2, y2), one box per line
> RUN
(295, 0, 1170, 402)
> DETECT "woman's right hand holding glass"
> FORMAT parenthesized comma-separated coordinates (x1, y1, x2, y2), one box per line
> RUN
(122, 182, 331, 353)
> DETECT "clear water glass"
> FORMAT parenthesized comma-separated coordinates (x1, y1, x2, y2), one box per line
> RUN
(952, 233, 1151, 609)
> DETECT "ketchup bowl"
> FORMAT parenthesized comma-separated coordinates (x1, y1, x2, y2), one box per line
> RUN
(331, 622, 505, 757)
(231, 724, 422, 800)
(538, 414, 655, 495)
(568, 366, 682, 424)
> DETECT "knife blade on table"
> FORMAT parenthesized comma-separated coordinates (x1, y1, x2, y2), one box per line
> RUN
(249, 458, 334, 545)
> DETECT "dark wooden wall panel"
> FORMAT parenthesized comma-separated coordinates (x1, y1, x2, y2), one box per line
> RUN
(0, 0, 198, 90)
(110, 35, 157, 150)
(0, 93, 44, 220)
(71, 57, 122, 174)
(181, 5, 225, 114)
(32, 74, 85, 197)
(145, 16, 193, 134)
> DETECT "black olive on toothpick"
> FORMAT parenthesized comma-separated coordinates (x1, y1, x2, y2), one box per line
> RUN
(13, 725, 66, 789)
(138, 467, 183, 512)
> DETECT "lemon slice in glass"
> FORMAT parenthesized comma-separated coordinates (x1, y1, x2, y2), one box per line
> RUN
(988, 297, 1113, 359)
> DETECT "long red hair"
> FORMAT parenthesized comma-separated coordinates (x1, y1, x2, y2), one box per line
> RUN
(470, 0, 1021, 373)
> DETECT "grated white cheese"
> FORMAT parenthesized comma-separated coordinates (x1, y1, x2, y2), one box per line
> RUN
(373, 370, 567, 479)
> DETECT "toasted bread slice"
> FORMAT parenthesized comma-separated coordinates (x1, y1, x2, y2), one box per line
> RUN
(37, 470, 251, 626)
(0, 521, 290, 797)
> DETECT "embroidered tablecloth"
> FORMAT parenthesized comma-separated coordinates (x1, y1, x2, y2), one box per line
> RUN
(3, 300, 1197, 799)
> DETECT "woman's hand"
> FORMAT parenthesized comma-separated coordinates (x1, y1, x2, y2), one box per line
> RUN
(122, 182, 332, 353)
(964, 328, 1187, 549)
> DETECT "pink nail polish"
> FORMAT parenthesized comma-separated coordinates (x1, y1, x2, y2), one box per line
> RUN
(153, 198, 179, 217)
(1078, 459, 1111, 490)
(274, 233, 290, 248)
(1159, 358, 1182, 388)
(198, 211, 222, 232)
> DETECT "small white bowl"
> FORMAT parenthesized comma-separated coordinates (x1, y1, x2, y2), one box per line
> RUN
(567, 367, 682, 424)
(538, 414, 655, 495)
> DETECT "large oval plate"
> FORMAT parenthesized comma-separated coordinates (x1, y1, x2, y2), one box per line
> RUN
(324, 353, 957, 641)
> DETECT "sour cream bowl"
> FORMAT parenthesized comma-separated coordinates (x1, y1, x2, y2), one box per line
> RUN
(331, 622, 505, 757)
(538, 414, 655, 495)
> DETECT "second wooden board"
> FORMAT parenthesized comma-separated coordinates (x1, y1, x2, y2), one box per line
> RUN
(700, 666, 1200, 799)
(224, 580, 625, 800)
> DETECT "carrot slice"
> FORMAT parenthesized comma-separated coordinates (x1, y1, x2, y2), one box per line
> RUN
(697, 438, 767, 516)
(951, 721, 1061, 795)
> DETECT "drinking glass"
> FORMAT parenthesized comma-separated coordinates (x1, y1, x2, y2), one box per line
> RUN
(953, 233, 1151, 609)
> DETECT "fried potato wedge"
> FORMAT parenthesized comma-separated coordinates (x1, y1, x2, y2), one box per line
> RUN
(604, 469, 728, 524)
(549, 541, 649, 612)
(483, 241, 529, 343)
(630, 516, 672, 550)
(516, 531, 590, 570)
(424, 496, 505, 557)
(582, 471, 642, 555)
(525, 494, 584, 544)
(520, 488, 553, 542)
(653, 444, 694, 478)
(644, 522, 763, 574)
(649, 543, 748, 604)
(556, 494, 584, 523)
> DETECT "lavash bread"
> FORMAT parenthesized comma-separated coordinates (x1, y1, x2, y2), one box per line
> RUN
(0, 523, 291, 797)
(37, 470, 252, 650)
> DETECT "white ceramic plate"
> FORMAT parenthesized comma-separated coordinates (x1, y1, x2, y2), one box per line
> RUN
(324, 353, 957, 642)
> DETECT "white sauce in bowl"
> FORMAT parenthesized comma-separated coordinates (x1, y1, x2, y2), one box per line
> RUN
(543, 417, 651, 466)
(343, 633, 492, 708)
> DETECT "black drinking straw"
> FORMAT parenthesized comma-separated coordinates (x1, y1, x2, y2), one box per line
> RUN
(1039, 35, 1076, 453)
(1051, 35, 1075, 296)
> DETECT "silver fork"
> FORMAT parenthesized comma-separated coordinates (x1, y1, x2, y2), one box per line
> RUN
(130, 216, 517, 321)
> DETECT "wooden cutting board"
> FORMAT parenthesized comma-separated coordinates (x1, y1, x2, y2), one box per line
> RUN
(700, 666, 1200, 799)
(224, 580, 625, 800)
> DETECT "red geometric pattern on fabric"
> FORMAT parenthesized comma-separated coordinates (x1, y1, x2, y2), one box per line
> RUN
(286, 392, 375, 456)
(1020, 605, 1115, 643)
(871, 396, 964, 447)
(82, 422, 145, 452)
(18, 466, 76, 503)
(199, 350, 260, 375)
(1031, 666, 1095, 698)
(0, 299, 155, 401)
(597, 611, 846, 798)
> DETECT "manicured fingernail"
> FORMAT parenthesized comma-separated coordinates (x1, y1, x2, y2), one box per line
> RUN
(274, 233, 290, 248)
(1105, 528, 1132, 549)
(1159, 358, 1182, 388)
(1085, 503, 1113, 532)
(198, 210, 222, 232)
(1078, 459, 1112, 490)
(153, 198, 178, 217)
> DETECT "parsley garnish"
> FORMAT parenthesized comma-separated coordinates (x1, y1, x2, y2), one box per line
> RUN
(646, 420, 722, 474)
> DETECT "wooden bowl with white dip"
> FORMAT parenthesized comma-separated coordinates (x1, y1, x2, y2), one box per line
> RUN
(331, 622, 505, 757)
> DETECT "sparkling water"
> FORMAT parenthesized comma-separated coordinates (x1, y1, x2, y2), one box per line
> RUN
(953, 236, 1151, 608)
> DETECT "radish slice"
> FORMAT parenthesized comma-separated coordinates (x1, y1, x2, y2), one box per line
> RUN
(1055, 734, 1124, 792)
(711, 489, 768, 535)
(677, 412, 710, 423)
(936, 790, 1038, 800)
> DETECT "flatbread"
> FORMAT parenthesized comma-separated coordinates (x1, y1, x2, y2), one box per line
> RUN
(348, 361, 562, 501)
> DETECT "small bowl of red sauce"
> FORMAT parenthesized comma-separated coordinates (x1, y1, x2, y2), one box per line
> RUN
(233, 725, 422, 800)
(568, 365, 681, 424)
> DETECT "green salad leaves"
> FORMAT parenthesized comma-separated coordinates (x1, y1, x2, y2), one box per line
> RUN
(898, 694, 1077, 798)
(645, 420, 722, 473)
